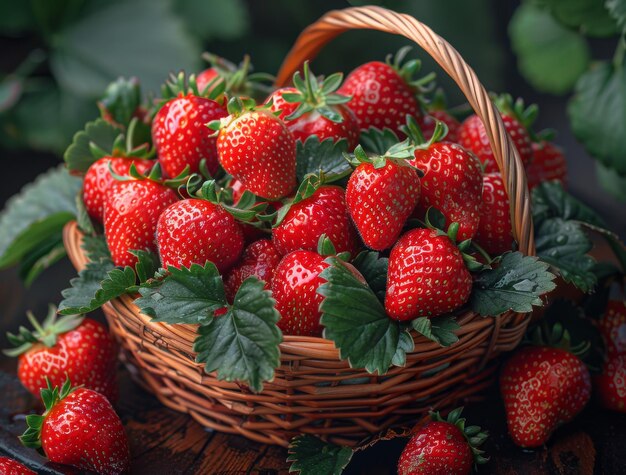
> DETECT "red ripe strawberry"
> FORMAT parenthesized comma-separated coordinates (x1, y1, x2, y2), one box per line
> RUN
(4, 306, 118, 402)
(474, 172, 513, 255)
(410, 140, 483, 241)
(339, 48, 431, 136)
(385, 228, 472, 321)
(266, 63, 359, 148)
(273, 185, 359, 256)
(216, 98, 297, 200)
(597, 300, 626, 357)
(21, 379, 130, 475)
(527, 141, 567, 189)
(594, 354, 626, 413)
(458, 113, 533, 173)
(104, 178, 179, 267)
(157, 198, 244, 273)
(346, 146, 421, 250)
(272, 250, 328, 336)
(0, 457, 36, 475)
(417, 110, 460, 143)
(224, 239, 282, 302)
(83, 157, 153, 223)
(153, 90, 227, 178)
(397, 408, 488, 475)
(500, 346, 591, 448)
(196, 68, 220, 95)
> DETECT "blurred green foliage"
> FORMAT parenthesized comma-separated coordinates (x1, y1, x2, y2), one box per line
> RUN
(0, 0, 504, 156)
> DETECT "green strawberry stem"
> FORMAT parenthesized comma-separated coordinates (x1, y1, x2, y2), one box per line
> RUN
(387, 46, 436, 92)
(3, 306, 83, 357)
(430, 407, 489, 466)
(402, 115, 449, 147)
(161, 71, 225, 102)
(198, 179, 269, 223)
(20, 377, 76, 449)
(527, 321, 591, 357)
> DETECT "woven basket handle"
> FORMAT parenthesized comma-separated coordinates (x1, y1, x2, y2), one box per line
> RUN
(275, 6, 535, 255)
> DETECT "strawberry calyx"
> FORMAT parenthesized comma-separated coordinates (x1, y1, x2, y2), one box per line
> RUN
(344, 142, 423, 176)
(429, 407, 489, 466)
(316, 234, 351, 261)
(206, 96, 263, 134)
(108, 161, 190, 191)
(196, 179, 269, 224)
(3, 305, 83, 358)
(20, 378, 76, 449)
(160, 71, 226, 104)
(386, 46, 436, 93)
(273, 172, 324, 228)
(401, 115, 449, 148)
(201, 52, 274, 100)
(492, 93, 550, 143)
(281, 61, 351, 123)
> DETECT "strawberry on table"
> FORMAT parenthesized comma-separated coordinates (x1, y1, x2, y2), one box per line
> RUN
(21, 379, 130, 475)
(214, 97, 297, 200)
(0, 457, 36, 475)
(152, 72, 227, 178)
(267, 62, 359, 148)
(527, 140, 567, 189)
(474, 172, 513, 255)
(83, 157, 154, 223)
(339, 47, 434, 136)
(345, 143, 421, 251)
(4, 305, 118, 402)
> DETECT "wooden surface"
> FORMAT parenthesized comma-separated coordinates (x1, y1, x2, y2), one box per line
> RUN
(1, 356, 625, 475)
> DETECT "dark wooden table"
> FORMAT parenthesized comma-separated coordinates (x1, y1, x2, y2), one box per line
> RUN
(1, 354, 625, 475)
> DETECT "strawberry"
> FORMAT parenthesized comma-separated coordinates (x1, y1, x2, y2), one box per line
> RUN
(272, 250, 329, 336)
(339, 48, 432, 136)
(0, 457, 36, 475)
(83, 157, 154, 223)
(215, 98, 297, 200)
(397, 407, 487, 475)
(417, 110, 460, 143)
(273, 184, 359, 256)
(458, 113, 533, 173)
(157, 198, 244, 273)
(21, 379, 130, 475)
(385, 227, 472, 321)
(594, 354, 626, 413)
(407, 120, 483, 241)
(597, 300, 626, 357)
(266, 62, 359, 148)
(500, 346, 591, 448)
(474, 172, 513, 255)
(345, 144, 421, 250)
(527, 141, 567, 189)
(104, 176, 179, 267)
(224, 239, 282, 303)
(196, 68, 220, 95)
(153, 73, 227, 178)
(4, 306, 118, 402)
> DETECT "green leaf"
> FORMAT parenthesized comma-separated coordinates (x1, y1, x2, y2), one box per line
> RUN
(0, 166, 81, 269)
(287, 435, 353, 475)
(411, 315, 460, 347)
(596, 161, 626, 201)
(98, 77, 141, 128)
(130, 250, 159, 285)
(531, 181, 608, 228)
(359, 127, 400, 155)
(319, 257, 412, 374)
(50, 0, 201, 98)
(606, 0, 626, 32)
(568, 61, 626, 175)
(295, 136, 350, 182)
(535, 218, 597, 292)
(81, 234, 111, 263)
(544, 0, 619, 37)
(136, 262, 226, 324)
(351, 251, 388, 302)
(75, 192, 95, 235)
(63, 118, 120, 172)
(193, 277, 282, 393)
(172, 0, 250, 41)
(18, 235, 66, 287)
(509, 3, 590, 94)
(470, 251, 557, 316)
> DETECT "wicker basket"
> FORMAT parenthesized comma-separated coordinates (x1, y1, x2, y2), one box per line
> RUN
(63, 6, 536, 448)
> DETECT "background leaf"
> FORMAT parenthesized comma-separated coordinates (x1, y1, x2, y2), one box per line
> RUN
(172, 0, 250, 41)
(606, 0, 626, 32)
(509, 3, 590, 94)
(544, 0, 619, 37)
(287, 435, 353, 475)
(63, 118, 120, 172)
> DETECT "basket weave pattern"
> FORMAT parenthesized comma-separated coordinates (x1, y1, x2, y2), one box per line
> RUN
(64, 6, 535, 448)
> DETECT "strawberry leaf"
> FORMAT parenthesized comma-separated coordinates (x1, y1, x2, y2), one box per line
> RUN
(351, 251, 388, 303)
(136, 262, 226, 325)
(295, 136, 350, 182)
(0, 166, 81, 273)
(318, 257, 414, 374)
(63, 118, 120, 172)
(82, 234, 112, 263)
(535, 218, 597, 292)
(130, 250, 160, 285)
(98, 77, 141, 128)
(532, 181, 607, 228)
(287, 434, 353, 475)
(75, 192, 96, 235)
(18, 235, 66, 287)
(470, 251, 557, 316)
(606, 0, 626, 33)
(359, 127, 400, 155)
(193, 274, 282, 393)
(411, 315, 460, 347)
(543, 0, 619, 37)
